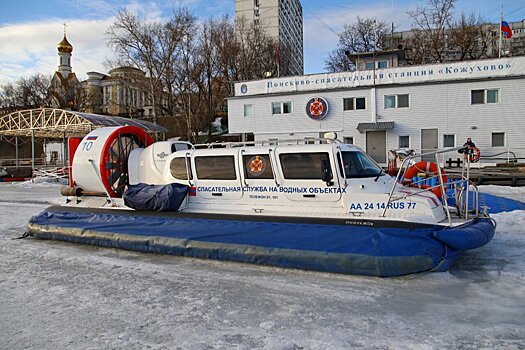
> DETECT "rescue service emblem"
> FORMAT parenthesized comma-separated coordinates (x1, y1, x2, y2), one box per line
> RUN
(248, 155, 266, 176)
(305, 96, 329, 120)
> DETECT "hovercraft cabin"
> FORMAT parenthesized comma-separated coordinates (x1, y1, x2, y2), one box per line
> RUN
(227, 57, 525, 165)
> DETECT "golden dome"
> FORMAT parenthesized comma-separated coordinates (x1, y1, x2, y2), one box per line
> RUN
(57, 35, 73, 54)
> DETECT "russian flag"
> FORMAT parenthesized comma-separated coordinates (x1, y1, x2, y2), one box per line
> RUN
(501, 20, 512, 39)
(188, 186, 197, 196)
(86, 135, 98, 141)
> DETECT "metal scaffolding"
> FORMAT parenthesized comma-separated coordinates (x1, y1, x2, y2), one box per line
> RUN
(0, 108, 168, 176)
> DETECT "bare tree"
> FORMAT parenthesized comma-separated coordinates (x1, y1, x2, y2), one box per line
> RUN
(234, 16, 283, 80)
(106, 8, 195, 123)
(405, 0, 456, 64)
(325, 17, 389, 72)
(1, 74, 54, 108)
(449, 13, 493, 60)
(163, 18, 201, 141)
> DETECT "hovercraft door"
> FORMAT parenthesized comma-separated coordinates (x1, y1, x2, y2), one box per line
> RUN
(275, 150, 341, 202)
(192, 150, 243, 200)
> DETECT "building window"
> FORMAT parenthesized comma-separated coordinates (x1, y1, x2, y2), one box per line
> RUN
(471, 90, 484, 104)
(398, 136, 410, 148)
(243, 104, 253, 117)
(364, 60, 388, 70)
(343, 97, 366, 111)
(377, 60, 388, 69)
(355, 97, 366, 110)
(491, 132, 505, 147)
(487, 89, 499, 103)
(472, 89, 499, 104)
(272, 101, 292, 115)
(384, 95, 396, 109)
(443, 134, 455, 148)
(195, 156, 237, 180)
(385, 94, 409, 109)
(344, 137, 354, 144)
(397, 94, 409, 108)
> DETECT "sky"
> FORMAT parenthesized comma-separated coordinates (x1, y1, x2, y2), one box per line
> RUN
(0, 0, 524, 85)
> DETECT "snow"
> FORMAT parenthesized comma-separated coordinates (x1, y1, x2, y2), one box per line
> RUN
(1, 180, 525, 349)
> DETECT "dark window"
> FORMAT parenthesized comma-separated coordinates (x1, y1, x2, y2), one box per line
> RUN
(338, 151, 383, 178)
(170, 158, 192, 180)
(355, 97, 366, 110)
(243, 154, 274, 179)
(344, 137, 354, 144)
(443, 134, 455, 148)
(343, 98, 354, 110)
(195, 156, 236, 180)
(471, 90, 485, 104)
(344, 97, 365, 110)
(399, 136, 410, 148)
(492, 132, 505, 147)
(279, 152, 330, 180)
(397, 94, 409, 108)
(283, 101, 292, 114)
(272, 101, 292, 114)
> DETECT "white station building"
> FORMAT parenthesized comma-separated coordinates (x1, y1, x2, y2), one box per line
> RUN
(227, 57, 525, 164)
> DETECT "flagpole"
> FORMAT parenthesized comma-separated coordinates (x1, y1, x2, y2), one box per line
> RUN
(499, 5, 502, 58)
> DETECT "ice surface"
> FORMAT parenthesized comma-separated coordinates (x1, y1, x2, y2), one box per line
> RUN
(1, 181, 524, 349)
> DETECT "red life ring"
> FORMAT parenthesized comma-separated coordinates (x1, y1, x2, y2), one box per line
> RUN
(402, 161, 448, 198)
(468, 147, 481, 163)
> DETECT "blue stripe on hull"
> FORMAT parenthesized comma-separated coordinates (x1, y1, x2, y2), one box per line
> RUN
(27, 207, 494, 277)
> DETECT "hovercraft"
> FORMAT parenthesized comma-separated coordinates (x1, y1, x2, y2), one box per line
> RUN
(27, 126, 495, 277)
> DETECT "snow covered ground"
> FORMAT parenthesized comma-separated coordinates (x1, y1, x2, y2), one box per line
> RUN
(1, 181, 524, 349)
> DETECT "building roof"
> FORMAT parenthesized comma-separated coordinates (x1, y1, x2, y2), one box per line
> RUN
(57, 35, 73, 53)
(0, 108, 168, 138)
(356, 121, 394, 132)
(345, 49, 406, 61)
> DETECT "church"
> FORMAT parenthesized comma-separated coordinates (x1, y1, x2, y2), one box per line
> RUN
(49, 28, 80, 109)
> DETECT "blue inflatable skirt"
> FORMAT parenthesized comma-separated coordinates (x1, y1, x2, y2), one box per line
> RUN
(27, 206, 496, 277)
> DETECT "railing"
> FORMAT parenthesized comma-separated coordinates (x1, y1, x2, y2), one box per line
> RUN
(33, 167, 69, 181)
(417, 147, 525, 168)
(383, 146, 481, 226)
(192, 137, 341, 149)
(0, 158, 67, 167)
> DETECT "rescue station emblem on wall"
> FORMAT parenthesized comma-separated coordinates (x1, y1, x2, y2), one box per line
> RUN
(305, 96, 329, 120)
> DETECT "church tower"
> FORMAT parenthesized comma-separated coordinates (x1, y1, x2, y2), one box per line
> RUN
(50, 24, 79, 109)
(56, 31, 73, 78)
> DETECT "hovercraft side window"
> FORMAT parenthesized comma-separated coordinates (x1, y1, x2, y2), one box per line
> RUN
(170, 157, 193, 180)
(195, 156, 237, 180)
(279, 152, 331, 180)
(338, 151, 383, 178)
(242, 154, 274, 179)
